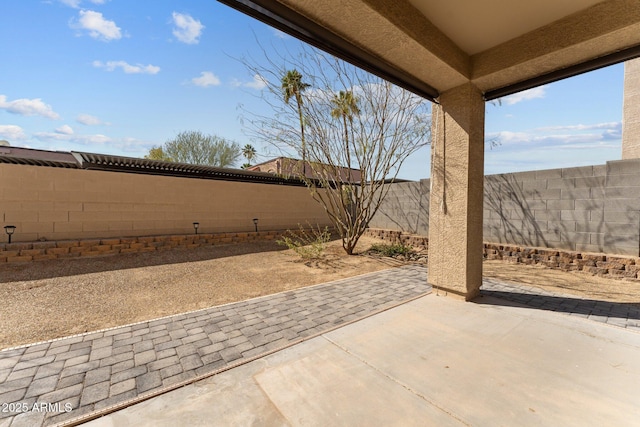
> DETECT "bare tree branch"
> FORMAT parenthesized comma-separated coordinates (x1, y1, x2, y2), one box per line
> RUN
(240, 44, 431, 254)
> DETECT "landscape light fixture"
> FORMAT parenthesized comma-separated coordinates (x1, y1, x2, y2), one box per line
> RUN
(193, 222, 199, 235)
(4, 225, 16, 244)
(253, 218, 259, 232)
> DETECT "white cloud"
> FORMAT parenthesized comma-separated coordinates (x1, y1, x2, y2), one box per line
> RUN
(59, 0, 108, 6)
(191, 71, 220, 87)
(55, 125, 74, 135)
(273, 29, 288, 39)
(171, 12, 204, 44)
(485, 130, 530, 147)
(34, 131, 111, 145)
(602, 127, 622, 140)
(488, 121, 622, 150)
(303, 87, 334, 103)
(0, 125, 26, 140)
(76, 113, 104, 125)
(0, 95, 60, 119)
(60, 0, 82, 7)
(117, 137, 159, 153)
(484, 142, 622, 176)
(82, 134, 111, 144)
(244, 74, 268, 90)
(502, 86, 547, 105)
(93, 60, 160, 74)
(72, 10, 121, 41)
(535, 122, 621, 132)
(29, 131, 154, 154)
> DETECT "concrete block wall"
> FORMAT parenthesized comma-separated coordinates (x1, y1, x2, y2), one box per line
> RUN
(367, 180, 429, 235)
(484, 164, 608, 253)
(369, 158, 640, 257)
(603, 160, 640, 255)
(0, 163, 332, 243)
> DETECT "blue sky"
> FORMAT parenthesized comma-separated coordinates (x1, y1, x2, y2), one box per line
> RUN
(0, 0, 625, 180)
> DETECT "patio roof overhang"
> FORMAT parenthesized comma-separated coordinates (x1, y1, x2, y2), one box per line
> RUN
(216, 0, 640, 299)
(217, 0, 640, 102)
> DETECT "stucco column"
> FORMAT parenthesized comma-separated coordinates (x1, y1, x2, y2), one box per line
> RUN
(623, 58, 640, 159)
(427, 83, 485, 300)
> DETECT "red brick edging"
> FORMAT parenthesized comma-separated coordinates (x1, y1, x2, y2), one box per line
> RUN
(0, 231, 282, 263)
(364, 228, 640, 281)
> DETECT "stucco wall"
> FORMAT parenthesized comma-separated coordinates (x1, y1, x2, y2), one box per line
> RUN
(369, 158, 640, 256)
(623, 58, 640, 159)
(0, 164, 331, 242)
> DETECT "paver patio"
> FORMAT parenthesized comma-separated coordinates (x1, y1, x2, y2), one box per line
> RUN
(1, 265, 639, 426)
(0, 266, 428, 427)
(481, 278, 640, 329)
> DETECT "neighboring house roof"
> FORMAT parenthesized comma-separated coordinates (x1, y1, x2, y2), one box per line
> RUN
(0, 146, 78, 168)
(0, 147, 310, 187)
(247, 156, 362, 182)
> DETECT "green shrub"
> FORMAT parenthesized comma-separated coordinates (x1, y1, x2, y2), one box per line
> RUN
(277, 223, 332, 260)
(367, 242, 413, 257)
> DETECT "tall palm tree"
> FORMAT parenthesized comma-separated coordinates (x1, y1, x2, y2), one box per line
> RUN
(331, 90, 360, 147)
(241, 144, 257, 165)
(281, 69, 310, 176)
(331, 90, 360, 181)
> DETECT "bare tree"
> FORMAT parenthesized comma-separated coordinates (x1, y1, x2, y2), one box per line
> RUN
(242, 46, 431, 254)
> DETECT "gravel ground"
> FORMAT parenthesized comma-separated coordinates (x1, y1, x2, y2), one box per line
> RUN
(482, 259, 640, 303)
(1, 236, 639, 349)
(0, 237, 398, 349)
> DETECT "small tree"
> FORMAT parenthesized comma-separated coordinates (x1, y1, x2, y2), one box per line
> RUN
(144, 146, 173, 161)
(148, 131, 241, 167)
(242, 46, 431, 254)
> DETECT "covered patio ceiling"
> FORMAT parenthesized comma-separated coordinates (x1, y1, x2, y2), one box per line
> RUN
(218, 0, 640, 102)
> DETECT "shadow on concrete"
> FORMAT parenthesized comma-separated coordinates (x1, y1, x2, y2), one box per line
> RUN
(476, 290, 640, 321)
(0, 240, 288, 282)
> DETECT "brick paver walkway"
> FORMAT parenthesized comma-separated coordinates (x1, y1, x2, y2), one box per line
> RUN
(0, 265, 429, 427)
(481, 278, 640, 331)
(2, 265, 639, 427)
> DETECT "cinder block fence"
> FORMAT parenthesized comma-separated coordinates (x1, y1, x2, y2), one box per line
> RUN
(370, 158, 640, 257)
(0, 161, 331, 243)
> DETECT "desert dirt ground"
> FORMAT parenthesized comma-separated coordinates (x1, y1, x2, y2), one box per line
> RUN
(1, 236, 639, 349)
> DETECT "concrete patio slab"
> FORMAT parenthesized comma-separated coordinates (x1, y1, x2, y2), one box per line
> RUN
(84, 292, 640, 427)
